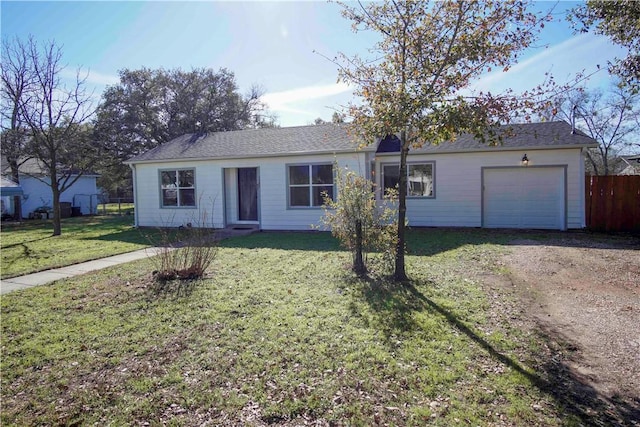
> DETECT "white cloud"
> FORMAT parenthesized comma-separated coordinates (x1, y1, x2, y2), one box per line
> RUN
(280, 24, 289, 39)
(86, 70, 120, 86)
(472, 33, 626, 95)
(60, 68, 120, 87)
(261, 82, 353, 116)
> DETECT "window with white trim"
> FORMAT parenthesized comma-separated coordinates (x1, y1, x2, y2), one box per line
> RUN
(382, 163, 434, 197)
(160, 169, 196, 207)
(288, 164, 334, 207)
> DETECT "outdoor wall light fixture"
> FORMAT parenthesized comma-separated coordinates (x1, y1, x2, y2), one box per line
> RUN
(521, 154, 529, 166)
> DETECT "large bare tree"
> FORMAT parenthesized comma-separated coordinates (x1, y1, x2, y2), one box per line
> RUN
(336, 0, 552, 281)
(543, 84, 639, 175)
(1, 36, 38, 220)
(7, 37, 97, 236)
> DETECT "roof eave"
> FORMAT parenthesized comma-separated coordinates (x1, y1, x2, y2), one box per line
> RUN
(124, 147, 372, 165)
(374, 143, 598, 156)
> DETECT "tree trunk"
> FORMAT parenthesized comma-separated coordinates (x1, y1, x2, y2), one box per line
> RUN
(602, 151, 610, 176)
(9, 164, 22, 221)
(585, 150, 600, 176)
(13, 196, 22, 221)
(353, 219, 366, 276)
(51, 179, 61, 236)
(394, 131, 409, 282)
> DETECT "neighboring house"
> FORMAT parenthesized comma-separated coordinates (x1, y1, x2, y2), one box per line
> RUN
(125, 121, 597, 231)
(0, 157, 100, 218)
(619, 154, 640, 175)
(0, 176, 23, 218)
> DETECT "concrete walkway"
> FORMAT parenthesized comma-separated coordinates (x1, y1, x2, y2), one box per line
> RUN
(0, 225, 258, 295)
(0, 247, 168, 295)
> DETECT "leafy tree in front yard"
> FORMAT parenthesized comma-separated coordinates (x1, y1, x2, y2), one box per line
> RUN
(336, 0, 553, 281)
(319, 166, 397, 276)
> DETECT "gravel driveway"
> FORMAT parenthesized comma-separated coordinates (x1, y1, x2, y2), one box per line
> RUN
(500, 233, 639, 424)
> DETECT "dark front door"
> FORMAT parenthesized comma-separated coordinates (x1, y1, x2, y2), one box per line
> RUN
(238, 168, 258, 221)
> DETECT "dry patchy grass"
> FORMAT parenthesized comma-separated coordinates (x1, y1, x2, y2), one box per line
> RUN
(2, 230, 636, 425)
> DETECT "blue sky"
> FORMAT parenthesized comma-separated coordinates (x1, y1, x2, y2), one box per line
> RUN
(1, 1, 626, 127)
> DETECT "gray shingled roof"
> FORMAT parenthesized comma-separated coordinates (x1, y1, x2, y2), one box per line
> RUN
(377, 121, 597, 154)
(127, 121, 597, 164)
(411, 121, 596, 153)
(126, 123, 365, 163)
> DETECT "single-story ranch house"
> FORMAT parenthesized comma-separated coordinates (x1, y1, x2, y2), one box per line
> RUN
(125, 121, 597, 231)
(1, 157, 100, 219)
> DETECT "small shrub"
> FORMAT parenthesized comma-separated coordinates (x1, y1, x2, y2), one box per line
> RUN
(319, 166, 398, 276)
(147, 209, 218, 290)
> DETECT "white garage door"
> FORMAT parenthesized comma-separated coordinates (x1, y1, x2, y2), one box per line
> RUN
(483, 167, 565, 230)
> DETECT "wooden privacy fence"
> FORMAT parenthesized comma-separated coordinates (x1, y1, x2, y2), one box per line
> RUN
(585, 175, 640, 232)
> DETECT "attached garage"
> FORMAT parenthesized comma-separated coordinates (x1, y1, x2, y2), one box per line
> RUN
(482, 166, 566, 230)
(127, 121, 596, 231)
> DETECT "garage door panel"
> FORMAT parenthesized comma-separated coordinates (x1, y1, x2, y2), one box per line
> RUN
(483, 167, 565, 230)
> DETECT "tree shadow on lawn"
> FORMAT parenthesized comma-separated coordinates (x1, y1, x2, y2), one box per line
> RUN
(349, 275, 640, 426)
(1, 236, 52, 250)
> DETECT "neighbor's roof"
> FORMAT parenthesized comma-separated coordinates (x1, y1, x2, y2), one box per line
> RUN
(0, 176, 23, 197)
(0, 157, 99, 177)
(377, 121, 598, 154)
(126, 123, 367, 164)
(621, 154, 640, 162)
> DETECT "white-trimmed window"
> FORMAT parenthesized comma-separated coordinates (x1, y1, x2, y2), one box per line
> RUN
(160, 169, 196, 207)
(288, 164, 334, 207)
(382, 163, 435, 197)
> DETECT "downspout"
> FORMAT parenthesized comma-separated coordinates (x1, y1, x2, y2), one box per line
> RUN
(129, 163, 139, 228)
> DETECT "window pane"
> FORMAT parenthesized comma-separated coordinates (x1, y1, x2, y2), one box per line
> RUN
(289, 165, 309, 185)
(313, 186, 333, 206)
(290, 187, 310, 206)
(180, 188, 196, 206)
(383, 165, 400, 192)
(408, 164, 433, 196)
(163, 189, 177, 206)
(178, 170, 194, 187)
(312, 164, 333, 184)
(161, 171, 177, 188)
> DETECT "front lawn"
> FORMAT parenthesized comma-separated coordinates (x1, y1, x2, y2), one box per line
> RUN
(0, 230, 610, 425)
(1, 216, 164, 279)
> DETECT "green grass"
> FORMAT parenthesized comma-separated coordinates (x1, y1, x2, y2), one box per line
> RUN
(1, 229, 624, 425)
(0, 215, 170, 279)
(97, 202, 135, 216)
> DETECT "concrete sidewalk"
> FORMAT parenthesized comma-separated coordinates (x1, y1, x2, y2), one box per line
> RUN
(0, 225, 258, 295)
(0, 247, 168, 295)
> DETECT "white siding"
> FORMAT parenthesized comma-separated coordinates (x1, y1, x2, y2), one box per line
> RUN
(375, 148, 586, 229)
(134, 161, 225, 228)
(133, 147, 587, 231)
(133, 152, 368, 230)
